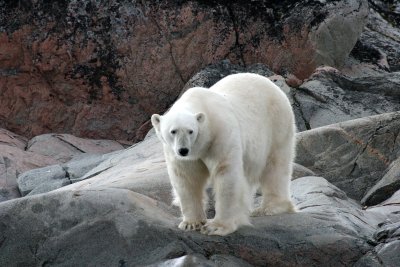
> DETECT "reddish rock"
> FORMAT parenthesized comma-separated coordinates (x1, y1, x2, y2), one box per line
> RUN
(0, 0, 368, 142)
(0, 129, 59, 201)
(0, 127, 126, 202)
(26, 133, 125, 163)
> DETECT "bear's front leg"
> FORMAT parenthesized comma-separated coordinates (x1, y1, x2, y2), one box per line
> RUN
(200, 164, 251, 236)
(169, 171, 207, 231)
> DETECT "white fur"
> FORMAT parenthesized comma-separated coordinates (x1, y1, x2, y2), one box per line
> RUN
(151, 73, 296, 236)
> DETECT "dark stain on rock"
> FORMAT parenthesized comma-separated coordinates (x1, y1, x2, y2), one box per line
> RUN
(31, 203, 44, 214)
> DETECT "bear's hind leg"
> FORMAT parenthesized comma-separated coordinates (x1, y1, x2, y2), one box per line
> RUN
(251, 148, 296, 216)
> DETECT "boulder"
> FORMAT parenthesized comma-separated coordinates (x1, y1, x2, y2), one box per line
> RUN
(181, 62, 400, 134)
(0, 129, 59, 202)
(296, 112, 400, 201)
(0, 128, 126, 202)
(352, 0, 400, 72)
(0, 0, 368, 142)
(27, 133, 125, 163)
(17, 165, 68, 197)
(355, 190, 400, 267)
(3, 127, 400, 266)
(362, 157, 400, 206)
(292, 68, 400, 131)
(2, 172, 396, 266)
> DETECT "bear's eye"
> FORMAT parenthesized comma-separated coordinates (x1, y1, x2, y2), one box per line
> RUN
(188, 130, 193, 135)
(170, 130, 177, 135)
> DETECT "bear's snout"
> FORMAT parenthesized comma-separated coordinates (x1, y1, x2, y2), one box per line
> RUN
(178, 148, 189, 156)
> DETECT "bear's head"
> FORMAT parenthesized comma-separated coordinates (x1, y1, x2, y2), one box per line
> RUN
(151, 111, 205, 160)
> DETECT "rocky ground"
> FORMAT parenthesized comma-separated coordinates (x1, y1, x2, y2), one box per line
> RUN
(1, 0, 400, 266)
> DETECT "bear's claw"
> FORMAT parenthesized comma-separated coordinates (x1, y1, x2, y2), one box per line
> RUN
(178, 220, 205, 231)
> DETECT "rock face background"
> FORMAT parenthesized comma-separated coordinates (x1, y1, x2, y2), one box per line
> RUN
(0, 0, 368, 141)
(1, 0, 400, 266)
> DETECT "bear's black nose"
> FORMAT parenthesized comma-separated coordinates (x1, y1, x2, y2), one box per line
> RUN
(178, 148, 189, 156)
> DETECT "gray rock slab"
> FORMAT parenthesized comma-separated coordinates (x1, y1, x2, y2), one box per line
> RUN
(17, 165, 68, 196)
(2, 122, 400, 266)
(296, 112, 400, 201)
(292, 69, 400, 131)
(62, 153, 115, 183)
(355, 221, 400, 267)
(0, 176, 387, 267)
(362, 157, 400, 206)
(292, 163, 316, 179)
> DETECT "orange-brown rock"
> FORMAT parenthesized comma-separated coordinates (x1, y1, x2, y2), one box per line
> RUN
(0, 0, 368, 142)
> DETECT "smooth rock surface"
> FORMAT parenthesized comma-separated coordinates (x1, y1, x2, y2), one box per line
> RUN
(355, 190, 400, 267)
(2, 172, 396, 266)
(27, 133, 125, 163)
(296, 112, 400, 201)
(17, 165, 68, 197)
(292, 68, 400, 131)
(0, 129, 59, 201)
(362, 157, 400, 206)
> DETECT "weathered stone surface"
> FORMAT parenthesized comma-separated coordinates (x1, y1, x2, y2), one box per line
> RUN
(353, 0, 400, 72)
(0, 0, 368, 142)
(0, 127, 127, 202)
(355, 216, 400, 267)
(4, 128, 400, 266)
(362, 157, 400, 206)
(64, 153, 115, 183)
(182, 60, 274, 93)
(292, 163, 316, 180)
(0, 128, 27, 149)
(17, 165, 68, 196)
(2, 172, 395, 266)
(0, 129, 59, 202)
(292, 68, 400, 131)
(27, 133, 125, 163)
(296, 112, 400, 201)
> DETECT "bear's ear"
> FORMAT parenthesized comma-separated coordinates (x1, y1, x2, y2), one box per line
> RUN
(151, 114, 161, 131)
(196, 112, 205, 123)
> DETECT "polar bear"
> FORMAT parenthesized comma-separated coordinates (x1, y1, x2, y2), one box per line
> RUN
(151, 73, 296, 236)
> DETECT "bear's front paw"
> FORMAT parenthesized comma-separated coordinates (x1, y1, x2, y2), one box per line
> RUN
(200, 220, 236, 236)
(178, 220, 206, 231)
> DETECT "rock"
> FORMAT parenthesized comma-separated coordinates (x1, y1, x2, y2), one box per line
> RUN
(17, 165, 69, 196)
(182, 60, 274, 93)
(292, 163, 316, 180)
(292, 68, 400, 131)
(362, 157, 400, 206)
(3, 128, 400, 266)
(0, 128, 28, 149)
(0, 129, 59, 202)
(354, 220, 400, 267)
(296, 112, 400, 201)
(352, 0, 400, 72)
(0, 0, 368, 142)
(16, 152, 120, 197)
(27, 133, 125, 163)
(1, 173, 393, 266)
(0, 128, 126, 201)
(63, 153, 115, 183)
